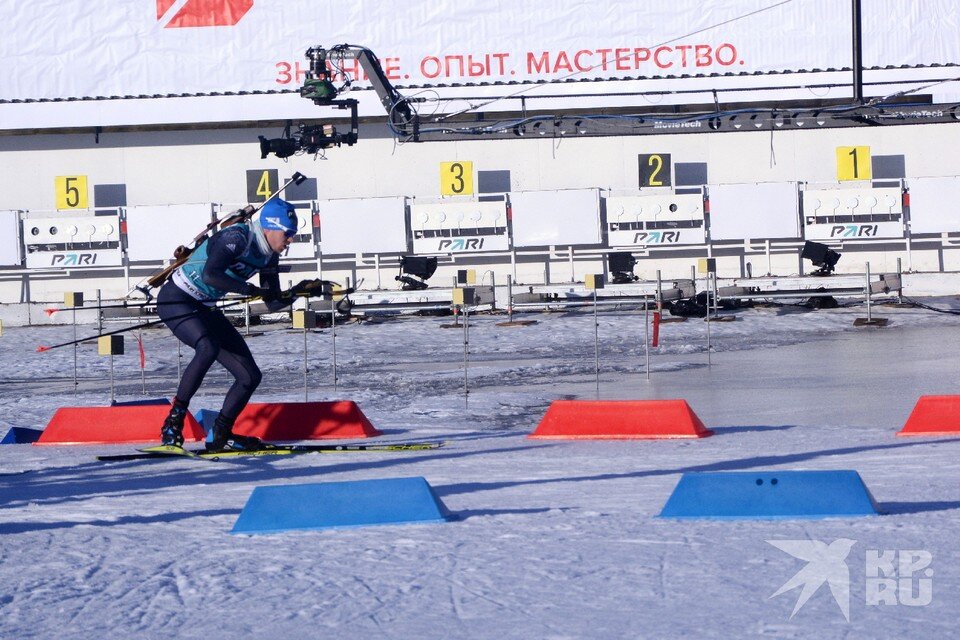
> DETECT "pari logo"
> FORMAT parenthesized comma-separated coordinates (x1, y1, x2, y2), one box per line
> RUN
(157, 0, 253, 28)
(831, 224, 878, 238)
(50, 253, 98, 266)
(633, 231, 681, 244)
(437, 238, 485, 252)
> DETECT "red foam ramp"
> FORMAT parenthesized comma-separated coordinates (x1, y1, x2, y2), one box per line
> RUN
(36, 405, 205, 445)
(232, 401, 382, 440)
(529, 399, 713, 439)
(897, 395, 960, 436)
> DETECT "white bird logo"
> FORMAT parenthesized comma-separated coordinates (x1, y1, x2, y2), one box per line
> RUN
(768, 538, 857, 622)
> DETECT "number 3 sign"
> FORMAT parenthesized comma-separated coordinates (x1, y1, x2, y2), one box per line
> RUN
(440, 161, 474, 196)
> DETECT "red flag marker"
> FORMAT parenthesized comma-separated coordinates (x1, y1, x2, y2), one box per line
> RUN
(36, 346, 50, 353)
(44, 308, 58, 317)
(136, 335, 146, 369)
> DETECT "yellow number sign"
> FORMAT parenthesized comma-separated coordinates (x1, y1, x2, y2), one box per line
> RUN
(55, 176, 89, 210)
(440, 161, 474, 196)
(836, 146, 872, 181)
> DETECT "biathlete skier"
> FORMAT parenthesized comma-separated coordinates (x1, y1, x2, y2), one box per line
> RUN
(157, 198, 302, 452)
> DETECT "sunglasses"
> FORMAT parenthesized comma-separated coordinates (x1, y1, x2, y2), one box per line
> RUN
(284, 212, 299, 238)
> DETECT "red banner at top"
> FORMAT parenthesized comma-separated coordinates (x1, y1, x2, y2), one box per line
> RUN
(158, 0, 253, 28)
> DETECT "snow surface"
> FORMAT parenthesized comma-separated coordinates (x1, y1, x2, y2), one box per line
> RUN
(2, 293, 960, 639)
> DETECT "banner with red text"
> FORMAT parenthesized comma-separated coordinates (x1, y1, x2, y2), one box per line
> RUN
(2, 0, 957, 102)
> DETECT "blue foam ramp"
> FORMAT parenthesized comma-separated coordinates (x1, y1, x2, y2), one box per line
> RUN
(231, 476, 452, 534)
(659, 470, 879, 519)
(0, 427, 43, 445)
(196, 409, 218, 436)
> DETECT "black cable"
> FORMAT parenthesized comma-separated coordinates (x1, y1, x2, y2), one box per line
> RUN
(901, 296, 960, 315)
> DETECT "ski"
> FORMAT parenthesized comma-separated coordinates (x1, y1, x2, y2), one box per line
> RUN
(96, 441, 445, 462)
(95, 444, 200, 462)
(199, 441, 444, 460)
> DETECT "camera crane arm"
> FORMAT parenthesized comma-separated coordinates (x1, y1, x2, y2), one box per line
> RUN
(300, 44, 419, 137)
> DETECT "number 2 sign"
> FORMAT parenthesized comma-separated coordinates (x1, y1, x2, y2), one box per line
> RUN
(638, 154, 672, 188)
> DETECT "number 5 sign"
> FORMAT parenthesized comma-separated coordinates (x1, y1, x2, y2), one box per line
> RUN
(55, 176, 89, 210)
(440, 161, 474, 196)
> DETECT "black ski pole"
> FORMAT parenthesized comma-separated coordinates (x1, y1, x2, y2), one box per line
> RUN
(45, 299, 190, 316)
(36, 298, 252, 352)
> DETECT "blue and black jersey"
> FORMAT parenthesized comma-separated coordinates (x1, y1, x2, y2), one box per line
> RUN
(172, 223, 282, 308)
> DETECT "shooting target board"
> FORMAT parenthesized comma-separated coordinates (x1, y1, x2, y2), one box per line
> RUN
(125, 203, 215, 262)
(277, 204, 316, 259)
(801, 186, 904, 240)
(905, 176, 960, 234)
(410, 200, 508, 254)
(510, 188, 602, 247)
(606, 191, 705, 247)
(22, 212, 122, 268)
(317, 196, 407, 255)
(708, 182, 800, 240)
(0, 210, 22, 266)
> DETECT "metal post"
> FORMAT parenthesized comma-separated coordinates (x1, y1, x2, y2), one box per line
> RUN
(712, 271, 719, 315)
(451, 276, 460, 327)
(593, 288, 600, 399)
(653, 270, 663, 381)
(463, 305, 470, 408)
(244, 299, 251, 336)
(139, 328, 146, 395)
(852, 0, 864, 103)
(644, 288, 650, 381)
(72, 307, 78, 397)
(706, 275, 712, 367)
(896, 257, 904, 304)
(331, 306, 338, 392)
(177, 339, 182, 382)
(506, 274, 514, 322)
(108, 352, 116, 404)
(865, 261, 872, 322)
(96, 289, 103, 333)
(303, 325, 309, 402)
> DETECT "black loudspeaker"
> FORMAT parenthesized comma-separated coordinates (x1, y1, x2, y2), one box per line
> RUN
(400, 256, 438, 280)
(396, 256, 439, 290)
(801, 241, 841, 274)
(607, 252, 638, 284)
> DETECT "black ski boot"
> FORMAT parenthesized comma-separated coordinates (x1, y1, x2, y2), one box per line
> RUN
(160, 401, 188, 447)
(206, 413, 263, 452)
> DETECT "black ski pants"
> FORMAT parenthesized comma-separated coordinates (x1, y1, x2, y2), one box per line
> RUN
(157, 282, 262, 420)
